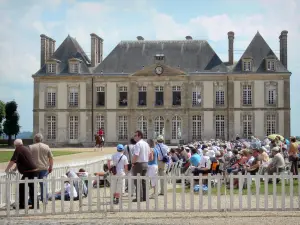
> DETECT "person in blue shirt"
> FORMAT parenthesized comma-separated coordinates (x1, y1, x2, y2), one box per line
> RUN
(190, 148, 201, 167)
(147, 139, 159, 198)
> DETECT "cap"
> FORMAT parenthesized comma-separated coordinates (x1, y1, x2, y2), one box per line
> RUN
(117, 144, 124, 151)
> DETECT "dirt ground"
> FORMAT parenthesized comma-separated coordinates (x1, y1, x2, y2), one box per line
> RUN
(0, 147, 117, 172)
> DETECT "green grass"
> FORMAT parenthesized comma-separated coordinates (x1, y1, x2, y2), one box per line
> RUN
(169, 179, 300, 195)
(0, 151, 81, 163)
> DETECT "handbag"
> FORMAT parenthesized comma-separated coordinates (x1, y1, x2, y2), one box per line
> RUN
(158, 144, 169, 163)
(110, 155, 123, 175)
(127, 145, 132, 171)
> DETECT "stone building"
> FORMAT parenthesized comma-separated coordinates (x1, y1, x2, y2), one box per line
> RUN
(32, 31, 291, 146)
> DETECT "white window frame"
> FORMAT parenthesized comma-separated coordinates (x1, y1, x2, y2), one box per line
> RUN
(155, 86, 164, 106)
(46, 88, 56, 107)
(267, 60, 276, 71)
(267, 87, 276, 105)
(47, 64, 55, 73)
(96, 115, 105, 134)
(70, 63, 79, 73)
(96, 86, 105, 106)
(154, 116, 164, 138)
(243, 60, 252, 71)
(171, 116, 182, 140)
(192, 87, 201, 106)
(137, 116, 148, 139)
(138, 86, 147, 106)
(216, 90, 225, 106)
(192, 115, 202, 140)
(118, 116, 128, 140)
(47, 116, 56, 140)
(69, 116, 79, 140)
(266, 114, 276, 136)
(215, 115, 225, 139)
(69, 87, 79, 107)
(242, 85, 252, 105)
(242, 114, 253, 138)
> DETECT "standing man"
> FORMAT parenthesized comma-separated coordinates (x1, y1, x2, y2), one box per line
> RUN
(29, 133, 54, 202)
(5, 139, 39, 209)
(132, 130, 151, 202)
(155, 135, 169, 196)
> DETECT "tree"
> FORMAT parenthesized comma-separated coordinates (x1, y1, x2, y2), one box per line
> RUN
(0, 100, 5, 136)
(3, 101, 20, 146)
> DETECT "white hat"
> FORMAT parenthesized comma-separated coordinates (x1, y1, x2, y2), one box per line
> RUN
(157, 135, 164, 141)
(271, 147, 280, 152)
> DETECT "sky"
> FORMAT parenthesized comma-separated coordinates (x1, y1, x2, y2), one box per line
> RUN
(0, 0, 299, 135)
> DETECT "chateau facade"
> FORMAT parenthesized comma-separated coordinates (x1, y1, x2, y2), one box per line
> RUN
(33, 31, 291, 146)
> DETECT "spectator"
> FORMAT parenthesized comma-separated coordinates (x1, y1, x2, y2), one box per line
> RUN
(268, 147, 285, 175)
(190, 148, 201, 167)
(170, 149, 179, 162)
(155, 135, 169, 196)
(147, 139, 159, 198)
(288, 136, 299, 175)
(29, 133, 54, 202)
(49, 175, 78, 201)
(5, 139, 39, 209)
(132, 130, 151, 202)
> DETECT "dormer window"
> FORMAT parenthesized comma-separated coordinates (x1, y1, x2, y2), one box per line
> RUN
(266, 57, 277, 71)
(242, 58, 253, 72)
(68, 58, 81, 74)
(48, 64, 56, 73)
(154, 54, 165, 61)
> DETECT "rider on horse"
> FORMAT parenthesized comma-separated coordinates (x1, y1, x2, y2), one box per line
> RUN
(97, 128, 104, 142)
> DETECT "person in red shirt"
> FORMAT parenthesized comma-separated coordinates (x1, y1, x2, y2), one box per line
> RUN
(98, 128, 104, 136)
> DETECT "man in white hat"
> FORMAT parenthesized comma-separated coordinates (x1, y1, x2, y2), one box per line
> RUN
(155, 135, 169, 196)
(267, 147, 285, 175)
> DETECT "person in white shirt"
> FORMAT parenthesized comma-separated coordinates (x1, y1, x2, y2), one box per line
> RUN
(132, 130, 151, 202)
(108, 144, 128, 204)
(49, 175, 78, 201)
(124, 138, 136, 193)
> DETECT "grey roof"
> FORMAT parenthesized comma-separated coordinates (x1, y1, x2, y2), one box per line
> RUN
(232, 32, 289, 73)
(94, 40, 228, 74)
(35, 35, 92, 75)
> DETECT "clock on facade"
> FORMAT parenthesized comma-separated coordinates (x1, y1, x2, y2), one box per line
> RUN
(155, 66, 164, 75)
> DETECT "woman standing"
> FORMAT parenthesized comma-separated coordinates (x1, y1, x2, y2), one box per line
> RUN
(288, 137, 299, 175)
(147, 139, 158, 199)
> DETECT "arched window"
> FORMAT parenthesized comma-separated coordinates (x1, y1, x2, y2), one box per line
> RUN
(171, 116, 182, 140)
(137, 116, 148, 139)
(192, 115, 202, 140)
(96, 115, 105, 133)
(154, 116, 164, 138)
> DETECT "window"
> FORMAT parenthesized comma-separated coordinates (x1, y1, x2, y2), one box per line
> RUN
(69, 87, 79, 107)
(242, 85, 252, 105)
(216, 90, 225, 106)
(172, 86, 181, 106)
(242, 114, 252, 139)
(118, 116, 128, 140)
(46, 88, 56, 107)
(154, 54, 165, 61)
(266, 85, 277, 105)
(96, 115, 105, 133)
(243, 60, 252, 71)
(154, 116, 164, 138)
(172, 116, 182, 140)
(137, 116, 148, 139)
(47, 116, 56, 140)
(192, 87, 201, 106)
(70, 63, 79, 73)
(192, 115, 202, 140)
(267, 60, 276, 71)
(215, 115, 225, 139)
(69, 116, 79, 140)
(96, 86, 105, 106)
(138, 86, 147, 106)
(155, 86, 164, 106)
(266, 114, 276, 136)
(47, 64, 55, 73)
(119, 86, 128, 106)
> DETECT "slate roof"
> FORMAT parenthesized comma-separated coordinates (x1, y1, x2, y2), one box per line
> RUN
(35, 35, 92, 75)
(232, 32, 289, 73)
(131, 63, 187, 77)
(94, 40, 228, 74)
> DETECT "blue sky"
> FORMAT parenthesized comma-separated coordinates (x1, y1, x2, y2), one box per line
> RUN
(0, 0, 299, 135)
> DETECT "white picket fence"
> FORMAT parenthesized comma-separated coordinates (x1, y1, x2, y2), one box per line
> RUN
(0, 157, 108, 208)
(1, 173, 300, 217)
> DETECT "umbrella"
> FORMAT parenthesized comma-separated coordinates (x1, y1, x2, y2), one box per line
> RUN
(268, 134, 284, 141)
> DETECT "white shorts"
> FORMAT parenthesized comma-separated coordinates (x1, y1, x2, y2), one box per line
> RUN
(111, 173, 126, 194)
(147, 165, 158, 187)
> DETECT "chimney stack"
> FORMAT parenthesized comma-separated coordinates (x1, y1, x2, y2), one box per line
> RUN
(279, 30, 288, 69)
(40, 34, 56, 68)
(90, 33, 103, 67)
(227, 31, 234, 65)
(137, 36, 144, 41)
(185, 36, 193, 40)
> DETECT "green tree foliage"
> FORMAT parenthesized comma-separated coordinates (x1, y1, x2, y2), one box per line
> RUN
(0, 100, 5, 136)
(3, 101, 20, 145)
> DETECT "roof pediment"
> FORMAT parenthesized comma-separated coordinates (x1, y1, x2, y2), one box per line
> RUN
(131, 64, 187, 77)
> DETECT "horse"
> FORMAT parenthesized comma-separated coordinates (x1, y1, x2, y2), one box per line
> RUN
(94, 134, 104, 151)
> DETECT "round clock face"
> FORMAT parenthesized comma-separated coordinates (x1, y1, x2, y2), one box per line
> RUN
(155, 66, 163, 75)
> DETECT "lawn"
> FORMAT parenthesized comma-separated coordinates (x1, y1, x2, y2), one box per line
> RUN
(169, 179, 300, 195)
(0, 151, 81, 163)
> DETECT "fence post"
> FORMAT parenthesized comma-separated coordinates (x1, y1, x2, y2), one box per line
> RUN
(6, 177, 11, 217)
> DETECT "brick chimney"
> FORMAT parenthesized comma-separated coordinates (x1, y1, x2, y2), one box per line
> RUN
(40, 34, 56, 68)
(227, 31, 235, 65)
(279, 30, 288, 69)
(90, 33, 103, 67)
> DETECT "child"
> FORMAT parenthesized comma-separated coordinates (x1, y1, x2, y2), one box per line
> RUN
(49, 175, 78, 201)
(108, 144, 128, 204)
